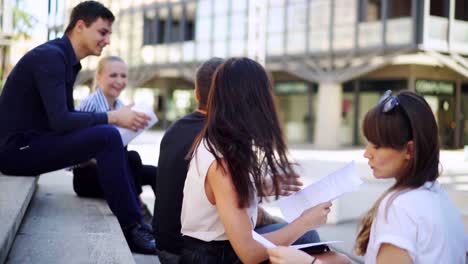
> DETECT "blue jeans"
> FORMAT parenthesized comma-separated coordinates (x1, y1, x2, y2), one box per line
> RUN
(0, 125, 142, 227)
(254, 223, 321, 245)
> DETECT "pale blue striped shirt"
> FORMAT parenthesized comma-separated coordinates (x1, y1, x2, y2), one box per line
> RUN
(77, 88, 125, 113)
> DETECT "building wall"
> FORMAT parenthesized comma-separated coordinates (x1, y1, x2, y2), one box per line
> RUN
(62, 0, 468, 148)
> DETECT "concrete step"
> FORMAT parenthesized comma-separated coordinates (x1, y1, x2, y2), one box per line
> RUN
(5, 170, 135, 264)
(0, 174, 37, 264)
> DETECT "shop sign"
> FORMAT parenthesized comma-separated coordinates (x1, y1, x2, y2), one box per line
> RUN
(415, 80, 454, 95)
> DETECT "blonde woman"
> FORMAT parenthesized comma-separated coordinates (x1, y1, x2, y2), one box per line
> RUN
(73, 56, 156, 224)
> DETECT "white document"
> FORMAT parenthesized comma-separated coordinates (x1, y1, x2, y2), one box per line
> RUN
(278, 161, 363, 223)
(252, 231, 276, 248)
(117, 103, 158, 146)
(252, 231, 342, 249)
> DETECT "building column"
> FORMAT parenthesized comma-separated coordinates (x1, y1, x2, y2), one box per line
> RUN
(314, 82, 343, 149)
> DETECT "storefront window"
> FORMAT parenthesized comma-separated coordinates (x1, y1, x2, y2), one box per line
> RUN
(461, 84, 468, 147)
(274, 82, 316, 143)
(341, 82, 356, 146)
(415, 80, 455, 148)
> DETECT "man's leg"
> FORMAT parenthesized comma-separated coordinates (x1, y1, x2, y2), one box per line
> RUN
(0, 125, 141, 227)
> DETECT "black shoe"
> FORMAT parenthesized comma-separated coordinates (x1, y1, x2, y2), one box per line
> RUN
(140, 221, 153, 233)
(158, 249, 180, 264)
(123, 223, 157, 255)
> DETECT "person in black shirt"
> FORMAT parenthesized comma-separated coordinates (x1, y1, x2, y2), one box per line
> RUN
(0, 1, 156, 255)
(153, 58, 320, 263)
(153, 59, 219, 258)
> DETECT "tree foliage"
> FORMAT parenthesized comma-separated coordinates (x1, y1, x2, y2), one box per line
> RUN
(12, 0, 38, 40)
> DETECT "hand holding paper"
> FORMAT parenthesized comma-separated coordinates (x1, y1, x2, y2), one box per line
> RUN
(117, 103, 158, 146)
(278, 161, 362, 222)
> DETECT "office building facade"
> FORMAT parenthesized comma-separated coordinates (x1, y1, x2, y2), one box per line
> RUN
(63, 0, 468, 149)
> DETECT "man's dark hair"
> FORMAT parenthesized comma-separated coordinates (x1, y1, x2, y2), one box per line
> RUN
(65, 1, 115, 34)
(195, 57, 224, 110)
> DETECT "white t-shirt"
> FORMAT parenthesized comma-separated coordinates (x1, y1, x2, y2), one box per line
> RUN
(365, 181, 468, 264)
(180, 140, 258, 242)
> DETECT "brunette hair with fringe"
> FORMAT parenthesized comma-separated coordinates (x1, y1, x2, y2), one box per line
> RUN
(354, 91, 440, 255)
(189, 57, 294, 208)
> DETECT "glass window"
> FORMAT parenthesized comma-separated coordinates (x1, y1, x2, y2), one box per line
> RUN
(388, 0, 411, 18)
(183, 42, 195, 62)
(461, 84, 468, 146)
(286, 32, 305, 54)
(455, 0, 468, 21)
(232, 0, 247, 12)
(340, 86, 356, 146)
(287, 4, 306, 32)
(230, 13, 247, 38)
(213, 16, 228, 40)
(268, 0, 285, 7)
(430, 0, 447, 17)
(196, 17, 212, 41)
(267, 7, 284, 33)
(196, 41, 211, 60)
(213, 41, 227, 57)
(214, 0, 229, 14)
(359, 0, 381, 22)
(274, 81, 313, 144)
(415, 80, 456, 148)
(267, 34, 284, 55)
(229, 38, 245, 56)
(197, 0, 212, 17)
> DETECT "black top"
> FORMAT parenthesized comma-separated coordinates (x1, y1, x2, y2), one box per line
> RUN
(0, 36, 107, 149)
(153, 111, 206, 254)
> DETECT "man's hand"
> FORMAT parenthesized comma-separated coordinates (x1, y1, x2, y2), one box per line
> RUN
(107, 105, 150, 131)
(263, 173, 303, 196)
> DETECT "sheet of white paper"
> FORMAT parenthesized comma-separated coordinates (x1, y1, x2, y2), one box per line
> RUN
(290, 240, 343, 249)
(252, 231, 343, 250)
(278, 161, 363, 222)
(252, 231, 276, 248)
(117, 103, 158, 146)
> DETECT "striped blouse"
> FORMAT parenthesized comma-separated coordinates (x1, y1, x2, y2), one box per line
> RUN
(76, 88, 125, 113)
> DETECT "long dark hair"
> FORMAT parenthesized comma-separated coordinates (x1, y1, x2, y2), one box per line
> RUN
(190, 57, 294, 208)
(355, 91, 440, 255)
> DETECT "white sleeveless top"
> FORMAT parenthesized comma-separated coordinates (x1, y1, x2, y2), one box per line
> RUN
(181, 140, 258, 241)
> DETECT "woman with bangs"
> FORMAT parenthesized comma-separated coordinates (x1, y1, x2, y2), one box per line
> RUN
(179, 57, 350, 264)
(267, 90, 467, 264)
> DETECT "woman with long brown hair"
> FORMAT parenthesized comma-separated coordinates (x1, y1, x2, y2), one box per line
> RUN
(267, 90, 467, 264)
(179, 57, 349, 264)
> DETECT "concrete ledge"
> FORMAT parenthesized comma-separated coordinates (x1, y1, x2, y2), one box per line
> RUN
(0, 174, 38, 264)
(5, 170, 135, 264)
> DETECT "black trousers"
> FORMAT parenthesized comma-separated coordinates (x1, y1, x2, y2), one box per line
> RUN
(179, 236, 242, 264)
(73, 150, 156, 198)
